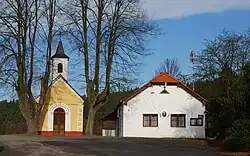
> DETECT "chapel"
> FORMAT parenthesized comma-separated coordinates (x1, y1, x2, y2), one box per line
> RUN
(39, 41, 84, 136)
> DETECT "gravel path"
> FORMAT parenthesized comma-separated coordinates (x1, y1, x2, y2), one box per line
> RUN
(0, 135, 73, 156)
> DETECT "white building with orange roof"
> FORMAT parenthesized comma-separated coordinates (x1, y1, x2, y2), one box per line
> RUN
(102, 72, 207, 138)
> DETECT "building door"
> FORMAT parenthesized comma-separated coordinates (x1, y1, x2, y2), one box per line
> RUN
(53, 108, 65, 136)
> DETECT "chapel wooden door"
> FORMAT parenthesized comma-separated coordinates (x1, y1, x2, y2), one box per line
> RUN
(53, 108, 65, 136)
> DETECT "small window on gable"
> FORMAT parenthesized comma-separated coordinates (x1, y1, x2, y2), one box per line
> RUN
(58, 63, 63, 73)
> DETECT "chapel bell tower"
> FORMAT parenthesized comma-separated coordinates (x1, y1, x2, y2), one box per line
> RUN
(51, 41, 69, 80)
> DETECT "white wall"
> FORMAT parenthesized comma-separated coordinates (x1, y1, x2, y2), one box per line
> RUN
(122, 85, 206, 138)
(52, 58, 68, 80)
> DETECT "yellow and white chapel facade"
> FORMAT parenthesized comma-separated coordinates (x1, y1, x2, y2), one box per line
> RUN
(39, 41, 84, 136)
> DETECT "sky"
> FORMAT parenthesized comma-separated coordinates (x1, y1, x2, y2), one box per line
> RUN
(2, 0, 250, 100)
(135, 0, 250, 86)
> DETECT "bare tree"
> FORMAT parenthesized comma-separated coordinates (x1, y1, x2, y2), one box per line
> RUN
(194, 29, 250, 80)
(0, 0, 60, 134)
(63, 0, 158, 135)
(155, 57, 181, 77)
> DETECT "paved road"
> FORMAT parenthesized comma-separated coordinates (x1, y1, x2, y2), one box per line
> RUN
(0, 135, 220, 156)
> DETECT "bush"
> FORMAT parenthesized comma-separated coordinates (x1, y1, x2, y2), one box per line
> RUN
(0, 100, 26, 134)
(205, 128, 217, 138)
(224, 119, 250, 151)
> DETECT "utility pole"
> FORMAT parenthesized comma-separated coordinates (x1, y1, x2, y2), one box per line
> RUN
(190, 50, 195, 91)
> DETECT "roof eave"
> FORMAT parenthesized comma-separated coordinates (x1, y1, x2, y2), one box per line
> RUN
(51, 54, 69, 59)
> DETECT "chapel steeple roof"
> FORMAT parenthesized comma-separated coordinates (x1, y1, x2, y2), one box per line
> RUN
(51, 41, 69, 59)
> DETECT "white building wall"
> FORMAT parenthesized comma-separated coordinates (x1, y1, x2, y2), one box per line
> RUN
(52, 58, 68, 80)
(123, 85, 206, 138)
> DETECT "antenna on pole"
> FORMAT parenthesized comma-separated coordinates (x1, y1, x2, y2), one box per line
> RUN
(190, 50, 195, 91)
(190, 50, 195, 64)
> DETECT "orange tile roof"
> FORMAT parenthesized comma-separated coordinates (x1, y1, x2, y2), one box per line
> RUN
(150, 72, 179, 83)
(120, 72, 207, 104)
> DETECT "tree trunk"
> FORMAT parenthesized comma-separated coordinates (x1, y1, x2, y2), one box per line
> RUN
(25, 108, 40, 135)
(26, 118, 38, 134)
(85, 106, 96, 135)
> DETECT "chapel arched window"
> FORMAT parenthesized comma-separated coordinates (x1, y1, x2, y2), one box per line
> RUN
(58, 63, 63, 73)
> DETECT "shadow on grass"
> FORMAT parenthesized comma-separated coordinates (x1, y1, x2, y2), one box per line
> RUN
(196, 140, 250, 156)
(0, 146, 5, 152)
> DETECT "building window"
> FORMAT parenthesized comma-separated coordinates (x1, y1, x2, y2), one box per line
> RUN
(143, 114, 158, 127)
(58, 63, 63, 73)
(190, 118, 203, 126)
(171, 114, 186, 127)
